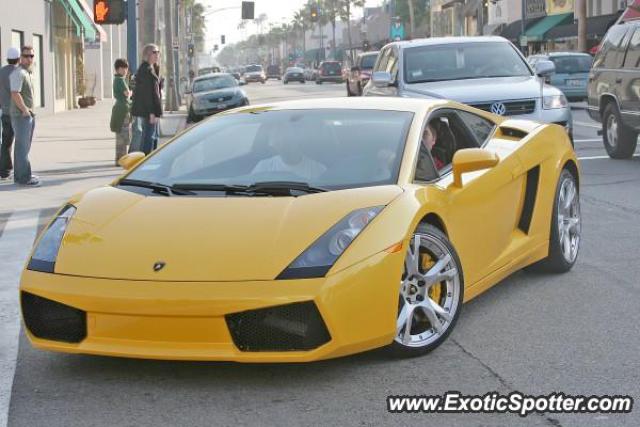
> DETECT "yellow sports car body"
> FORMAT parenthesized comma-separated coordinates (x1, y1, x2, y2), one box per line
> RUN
(20, 97, 581, 362)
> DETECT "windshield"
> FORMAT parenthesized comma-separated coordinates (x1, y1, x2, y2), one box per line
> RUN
(246, 65, 262, 72)
(549, 55, 593, 73)
(404, 42, 532, 83)
(361, 54, 377, 69)
(321, 62, 341, 72)
(193, 76, 237, 92)
(125, 109, 413, 192)
(287, 67, 303, 73)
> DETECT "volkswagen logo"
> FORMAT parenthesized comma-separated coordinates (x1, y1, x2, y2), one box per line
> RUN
(490, 102, 507, 115)
(153, 261, 166, 272)
(218, 97, 224, 102)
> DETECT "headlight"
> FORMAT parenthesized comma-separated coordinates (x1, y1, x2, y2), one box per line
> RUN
(28, 204, 76, 273)
(277, 206, 384, 279)
(543, 94, 568, 109)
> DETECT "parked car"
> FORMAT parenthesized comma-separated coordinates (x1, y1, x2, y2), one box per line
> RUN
(283, 67, 305, 84)
(316, 61, 344, 84)
(266, 64, 281, 80)
(364, 37, 573, 140)
(346, 51, 379, 96)
(528, 52, 592, 101)
(186, 73, 249, 123)
(587, 19, 640, 159)
(243, 64, 266, 84)
(197, 66, 221, 76)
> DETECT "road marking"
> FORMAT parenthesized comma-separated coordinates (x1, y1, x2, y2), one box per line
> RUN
(574, 138, 602, 143)
(578, 154, 640, 160)
(574, 121, 601, 129)
(0, 211, 38, 427)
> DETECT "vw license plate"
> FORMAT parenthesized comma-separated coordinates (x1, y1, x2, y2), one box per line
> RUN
(217, 104, 226, 109)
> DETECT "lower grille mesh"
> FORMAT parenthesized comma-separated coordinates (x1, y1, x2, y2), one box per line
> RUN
(226, 301, 331, 352)
(21, 292, 87, 343)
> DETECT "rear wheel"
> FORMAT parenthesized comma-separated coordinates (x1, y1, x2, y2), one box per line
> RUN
(388, 225, 463, 357)
(528, 169, 581, 273)
(602, 102, 638, 159)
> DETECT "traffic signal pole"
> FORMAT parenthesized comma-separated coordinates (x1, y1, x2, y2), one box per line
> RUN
(127, 0, 138, 72)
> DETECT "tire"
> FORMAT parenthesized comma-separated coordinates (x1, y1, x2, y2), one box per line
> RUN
(602, 102, 638, 159)
(301, 80, 305, 84)
(346, 81, 354, 96)
(387, 224, 464, 357)
(316, 80, 322, 85)
(187, 107, 199, 124)
(261, 80, 265, 84)
(283, 80, 288, 84)
(527, 169, 581, 273)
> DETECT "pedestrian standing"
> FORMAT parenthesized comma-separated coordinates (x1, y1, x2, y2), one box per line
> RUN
(10, 46, 39, 187)
(110, 58, 131, 164)
(130, 44, 162, 155)
(0, 47, 20, 180)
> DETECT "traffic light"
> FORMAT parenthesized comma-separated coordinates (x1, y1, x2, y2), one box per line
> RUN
(188, 43, 194, 57)
(241, 1, 254, 19)
(221, 35, 226, 45)
(214, 44, 219, 52)
(363, 40, 370, 51)
(94, 0, 125, 25)
(310, 5, 319, 22)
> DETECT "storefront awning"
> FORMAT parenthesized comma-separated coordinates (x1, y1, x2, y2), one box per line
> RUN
(546, 12, 622, 41)
(500, 16, 545, 41)
(524, 13, 573, 42)
(58, 0, 97, 42)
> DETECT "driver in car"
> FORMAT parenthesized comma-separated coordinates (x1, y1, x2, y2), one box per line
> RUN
(251, 123, 327, 181)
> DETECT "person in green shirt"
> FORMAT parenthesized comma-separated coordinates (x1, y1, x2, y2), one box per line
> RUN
(110, 58, 132, 164)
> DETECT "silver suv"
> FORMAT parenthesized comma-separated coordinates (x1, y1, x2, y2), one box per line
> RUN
(363, 37, 573, 139)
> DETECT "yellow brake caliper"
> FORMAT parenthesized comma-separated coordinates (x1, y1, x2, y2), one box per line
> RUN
(421, 252, 442, 303)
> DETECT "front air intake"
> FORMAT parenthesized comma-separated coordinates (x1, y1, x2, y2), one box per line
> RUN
(21, 292, 87, 343)
(226, 301, 331, 352)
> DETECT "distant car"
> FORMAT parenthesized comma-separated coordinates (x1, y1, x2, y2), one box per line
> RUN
(346, 51, 379, 96)
(528, 53, 592, 102)
(364, 37, 573, 141)
(197, 66, 221, 76)
(316, 61, 343, 84)
(587, 19, 640, 159)
(243, 64, 266, 84)
(283, 67, 306, 84)
(266, 64, 281, 80)
(304, 67, 318, 81)
(187, 73, 249, 123)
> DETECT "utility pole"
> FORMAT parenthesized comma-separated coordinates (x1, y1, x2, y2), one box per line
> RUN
(577, 0, 587, 52)
(164, 0, 178, 111)
(407, 0, 415, 39)
(127, 0, 138, 73)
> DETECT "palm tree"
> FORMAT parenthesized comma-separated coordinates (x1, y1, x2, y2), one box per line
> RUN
(292, 9, 309, 60)
(339, 0, 365, 62)
(322, 0, 339, 59)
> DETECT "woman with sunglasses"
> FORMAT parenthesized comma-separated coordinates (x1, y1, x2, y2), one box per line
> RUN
(130, 44, 163, 155)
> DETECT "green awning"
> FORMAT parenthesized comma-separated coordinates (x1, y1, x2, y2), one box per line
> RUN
(524, 13, 573, 41)
(58, 0, 97, 42)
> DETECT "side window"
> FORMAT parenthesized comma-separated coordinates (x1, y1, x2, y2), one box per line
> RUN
(456, 111, 496, 146)
(595, 25, 630, 68)
(623, 27, 640, 69)
(414, 111, 461, 181)
(386, 49, 399, 81)
(375, 47, 390, 72)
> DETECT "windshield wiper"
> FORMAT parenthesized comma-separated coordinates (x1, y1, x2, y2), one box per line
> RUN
(246, 181, 328, 196)
(118, 179, 195, 196)
(172, 183, 251, 194)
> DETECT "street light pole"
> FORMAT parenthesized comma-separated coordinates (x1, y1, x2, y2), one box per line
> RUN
(127, 0, 138, 73)
(164, 0, 178, 111)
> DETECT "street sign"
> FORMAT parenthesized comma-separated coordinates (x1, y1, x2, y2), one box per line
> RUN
(520, 35, 528, 47)
(390, 22, 405, 41)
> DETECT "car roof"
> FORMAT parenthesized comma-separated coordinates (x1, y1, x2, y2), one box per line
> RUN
(193, 72, 233, 81)
(359, 51, 380, 57)
(228, 96, 449, 113)
(389, 36, 511, 49)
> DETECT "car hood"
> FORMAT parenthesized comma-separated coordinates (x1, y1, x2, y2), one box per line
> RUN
(403, 76, 560, 102)
(193, 88, 240, 100)
(55, 185, 403, 281)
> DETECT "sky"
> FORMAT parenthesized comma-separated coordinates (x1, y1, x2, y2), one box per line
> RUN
(200, 0, 385, 52)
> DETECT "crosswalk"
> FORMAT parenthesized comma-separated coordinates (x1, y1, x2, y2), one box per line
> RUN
(0, 209, 55, 427)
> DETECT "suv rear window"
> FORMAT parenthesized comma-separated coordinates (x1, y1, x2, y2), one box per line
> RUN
(360, 54, 377, 69)
(321, 62, 341, 72)
(549, 56, 593, 73)
(246, 65, 263, 72)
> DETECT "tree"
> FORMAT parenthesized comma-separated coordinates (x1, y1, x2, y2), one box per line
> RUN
(339, 0, 365, 63)
(322, 0, 339, 59)
(292, 9, 309, 58)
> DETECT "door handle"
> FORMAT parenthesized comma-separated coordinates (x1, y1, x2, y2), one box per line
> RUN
(615, 78, 623, 84)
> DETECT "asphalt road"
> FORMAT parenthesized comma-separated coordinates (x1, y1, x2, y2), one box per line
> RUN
(2, 82, 639, 427)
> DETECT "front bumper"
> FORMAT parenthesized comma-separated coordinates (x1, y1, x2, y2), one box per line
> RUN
(194, 99, 246, 116)
(514, 105, 573, 134)
(318, 75, 343, 83)
(20, 250, 402, 362)
(244, 75, 265, 82)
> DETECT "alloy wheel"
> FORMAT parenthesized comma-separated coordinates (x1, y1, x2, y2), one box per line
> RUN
(395, 234, 461, 348)
(606, 114, 618, 149)
(557, 174, 581, 264)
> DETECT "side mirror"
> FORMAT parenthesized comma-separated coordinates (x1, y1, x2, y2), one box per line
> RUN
(118, 152, 146, 170)
(372, 71, 393, 87)
(535, 60, 556, 77)
(452, 148, 499, 187)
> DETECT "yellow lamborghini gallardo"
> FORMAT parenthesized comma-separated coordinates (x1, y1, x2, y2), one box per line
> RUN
(20, 97, 580, 362)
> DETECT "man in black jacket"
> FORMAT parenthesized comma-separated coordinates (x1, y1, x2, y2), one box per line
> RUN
(131, 44, 162, 155)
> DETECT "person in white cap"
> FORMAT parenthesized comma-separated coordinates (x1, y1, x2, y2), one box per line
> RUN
(0, 47, 20, 180)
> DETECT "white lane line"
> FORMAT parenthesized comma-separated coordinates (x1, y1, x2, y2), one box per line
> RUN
(574, 121, 601, 129)
(578, 154, 640, 160)
(574, 138, 602, 143)
(0, 211, 38, 427)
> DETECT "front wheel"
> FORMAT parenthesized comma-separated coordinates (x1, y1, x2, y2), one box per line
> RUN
(602, 103, 638, 159)
(388, 225, 464, 357)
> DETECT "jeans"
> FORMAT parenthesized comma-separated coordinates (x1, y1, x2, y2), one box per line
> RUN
(11, 115, 35, 184)
(0, 114, 14, 178)
(115, 116, 131, 163)
(129, 116, 157, 154)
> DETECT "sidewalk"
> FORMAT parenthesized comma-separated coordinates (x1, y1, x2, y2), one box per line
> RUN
(0, 101, 185, 213)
